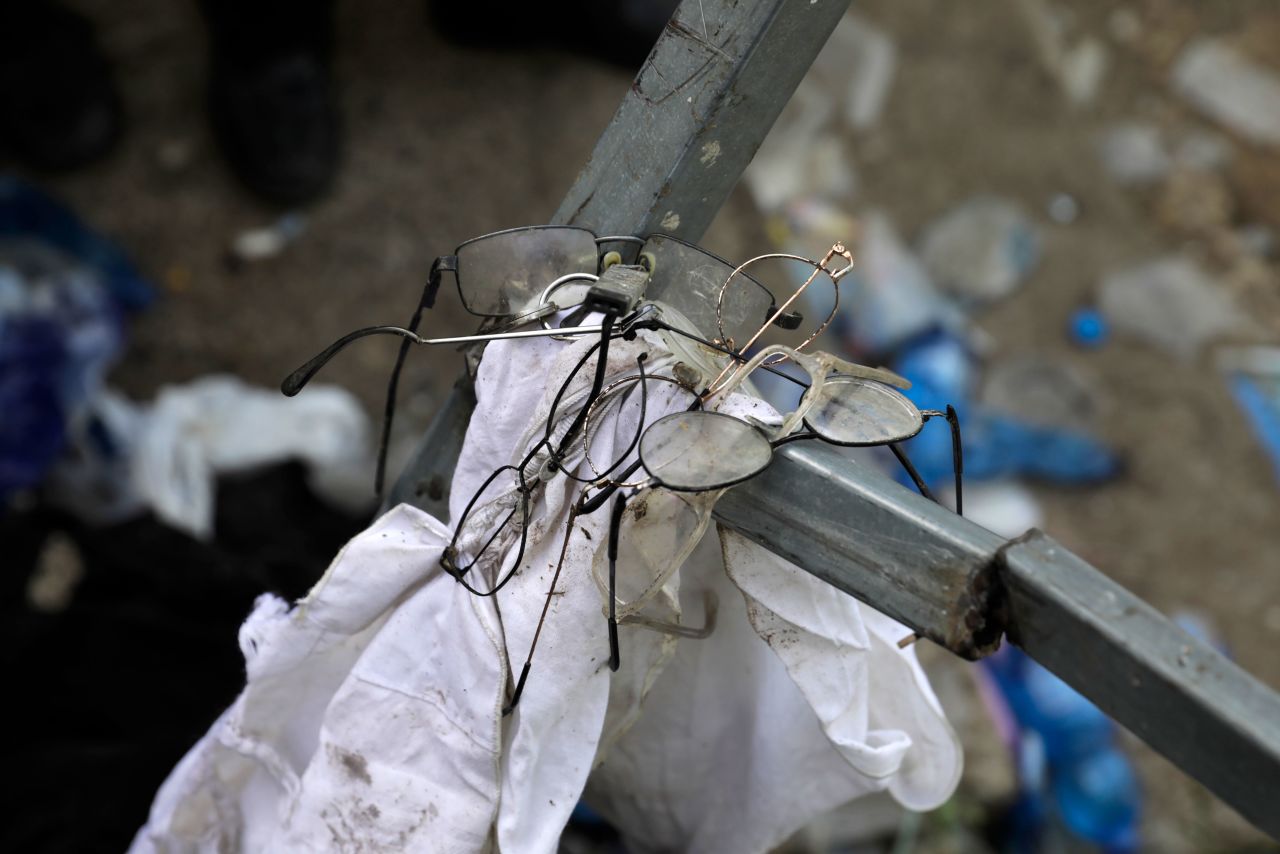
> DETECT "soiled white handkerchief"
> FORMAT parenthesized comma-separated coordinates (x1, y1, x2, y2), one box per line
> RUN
(131, 329, 961, 854)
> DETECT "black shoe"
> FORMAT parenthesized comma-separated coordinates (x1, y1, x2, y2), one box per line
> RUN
(0, 3, 122, 171)
(207, 50, 340, 206)
(427, 0, 678, 69)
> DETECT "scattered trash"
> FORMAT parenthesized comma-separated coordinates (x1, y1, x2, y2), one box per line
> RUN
(890, 332, 1121, 489)
(745, 133, 857, 215)
(1097, 124, 1233, 188)
(43, 389, 147, 526)
(981, 646, 1142, 852)
(1098, 256, 1250, 360)
(0, 178, 153, 502)
(1096, 123, 1171, 185)
(960, 481, 1044, 539)
(1014, 0, 1110, 107)
(834, 211, 959, 356)
(0, 176, 154, 311)
(837, 14, 897, 132)
(95, 375, 373, 539)
(1217, 346, 1280, 486)
(1047, 192, 1079, 224)
(742, 11, 893, 212)
(229, 213, 307, 264)
(1172, 39, 1280, 147)
(799, 11, 897, 134)
(1068, 306, 1109, 348)
(27, 531, 85, 613)
(963, 412, 1122, 485)
(918, 196, 1041, 304)
(981, 355, 1105, 435)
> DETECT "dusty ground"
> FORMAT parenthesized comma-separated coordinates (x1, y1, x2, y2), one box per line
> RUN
(21, 0, 1279, 850)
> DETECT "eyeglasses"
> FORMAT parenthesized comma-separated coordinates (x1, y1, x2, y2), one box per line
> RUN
(429, 226, 793, 345)
(283, 229, 969, 715)
(283, 225, 797, 497)
(584, 342, 964, 673)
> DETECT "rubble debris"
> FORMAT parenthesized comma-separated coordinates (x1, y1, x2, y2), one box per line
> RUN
(919, 196, 1041, 304)
(1098, 256, 1250, 360)
(1095, 123, 1171, 185)
(1172, 39, 1280, 147)
(1014, 0, 1110, 107)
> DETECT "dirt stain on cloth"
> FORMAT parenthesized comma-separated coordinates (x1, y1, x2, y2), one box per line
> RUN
(329, 745, 373, 785)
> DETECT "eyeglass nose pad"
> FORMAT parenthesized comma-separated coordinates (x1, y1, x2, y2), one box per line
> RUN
(601, 250, 623, 271)
(772, 310, 804, 330)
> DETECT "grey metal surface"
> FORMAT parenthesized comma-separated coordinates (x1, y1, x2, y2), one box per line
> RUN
(553, 0, 852, 239)
(715, 443, 1005, 658)
(1000, 532, 1280, 837)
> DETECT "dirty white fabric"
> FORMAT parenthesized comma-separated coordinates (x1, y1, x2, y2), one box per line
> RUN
(132, 330, 960, 853)
(48, 375, 372, 538)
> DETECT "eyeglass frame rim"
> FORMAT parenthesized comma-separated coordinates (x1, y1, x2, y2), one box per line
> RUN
(434, 225, 778, 323)
(636, 409, 776, 493)
(633, 345, 926, 491)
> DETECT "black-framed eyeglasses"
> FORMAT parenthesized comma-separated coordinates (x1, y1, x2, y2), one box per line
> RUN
(426, 226, 793, 344)
(283, 224, 801, 497)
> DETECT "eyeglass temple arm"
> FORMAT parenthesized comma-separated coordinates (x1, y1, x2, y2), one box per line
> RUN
(921, 407, 964, 516)
(825, 354, 911, 389)
(375, 256, 454, 495)
(281, 322, 608, 397)
(889, 442, 937, 504)
(607, 493, 627, 672)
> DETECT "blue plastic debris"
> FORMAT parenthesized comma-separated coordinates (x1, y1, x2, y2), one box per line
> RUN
(1070, 306, 1109, 348)
(0, 176, 153, 311)
(889, 330, 1122, 489)
(0, 177, 153, 502)
(984, 646, 1143, 853)
(1228, 374, 1280, 486)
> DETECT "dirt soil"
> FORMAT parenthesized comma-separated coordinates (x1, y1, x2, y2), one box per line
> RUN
(22, 0, 1280, 850)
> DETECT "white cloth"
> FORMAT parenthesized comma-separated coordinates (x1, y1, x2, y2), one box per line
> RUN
(131, 331, 961, 853)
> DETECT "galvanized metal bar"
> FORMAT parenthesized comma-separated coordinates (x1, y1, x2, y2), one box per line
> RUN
(553, 0, 852, 239)
(714, 442, 1005, 659)
(1000, 532, 1280, 837)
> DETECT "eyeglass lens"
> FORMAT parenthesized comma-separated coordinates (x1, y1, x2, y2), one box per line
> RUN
(455, 226, 599, 317)
(638, 410, 773, 491)
(803, 376, 924, 446)
(638, 235, 776, 350)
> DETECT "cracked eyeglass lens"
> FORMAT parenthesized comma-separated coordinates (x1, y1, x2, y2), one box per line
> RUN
(805, 376, 924, 446)
(639, 235, 774, 349)
(639, 411, 772, 491)
(456, 227, 598, 317)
